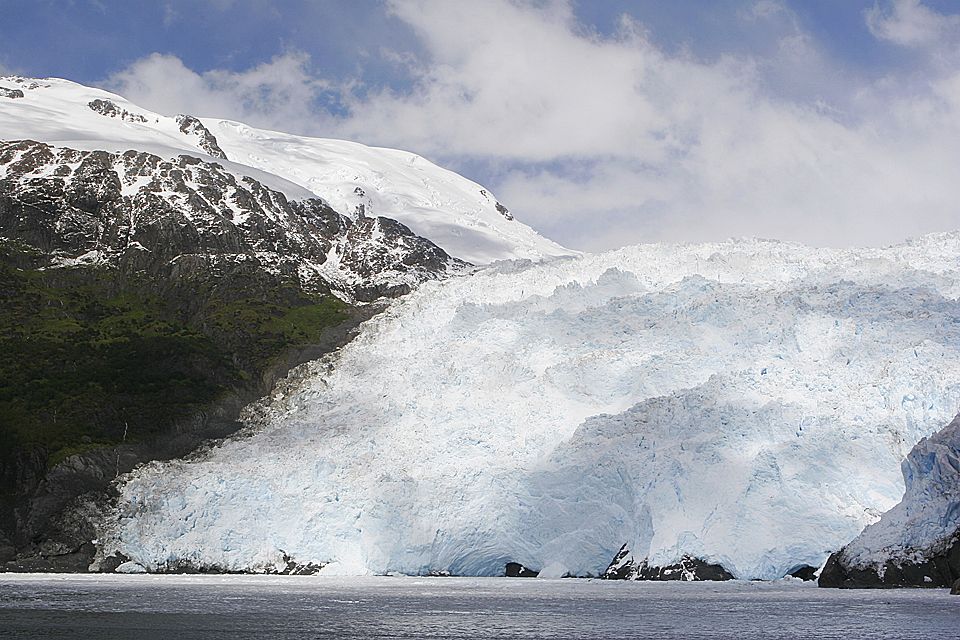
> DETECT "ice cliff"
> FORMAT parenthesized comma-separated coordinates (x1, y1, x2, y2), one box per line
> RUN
(100, 233, 960, 579)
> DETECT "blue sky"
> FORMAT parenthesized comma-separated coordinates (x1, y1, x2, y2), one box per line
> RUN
(2, 0, 959, 250)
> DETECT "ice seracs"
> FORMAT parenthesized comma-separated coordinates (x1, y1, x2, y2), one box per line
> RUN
(98, 233, 960, 579)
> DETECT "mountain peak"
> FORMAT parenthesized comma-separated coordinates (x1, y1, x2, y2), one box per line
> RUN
(0, 75, 572, 265)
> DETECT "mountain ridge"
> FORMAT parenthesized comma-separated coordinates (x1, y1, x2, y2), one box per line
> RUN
(0, 74, 572, 265)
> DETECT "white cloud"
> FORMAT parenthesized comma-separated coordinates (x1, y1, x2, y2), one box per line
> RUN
(100, 0, 960, 251)
(866, 0, 960, 48)
(104, 52, 331, 131)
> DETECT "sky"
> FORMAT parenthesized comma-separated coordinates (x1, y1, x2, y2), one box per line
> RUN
(1, 0, 959, 251)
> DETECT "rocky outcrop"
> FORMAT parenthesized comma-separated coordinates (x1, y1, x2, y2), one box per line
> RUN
(819, 536, 960, 588)
(175, 114, 227, 160)
(819, 414, 960, 588)
(0, 88, 24, 99)
(786, 565, 818, 581)
(87, 99, 147, 123)
(0, 140, 466, 302)
(505, 562, 539, 577)
(601, 544, 734, 581)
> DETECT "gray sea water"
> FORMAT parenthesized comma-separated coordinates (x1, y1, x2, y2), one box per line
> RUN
(0, 574, 957, 639)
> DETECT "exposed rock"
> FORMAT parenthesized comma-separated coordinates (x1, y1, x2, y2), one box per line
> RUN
(0, 88, 24, 99)
(819, 539, 960, 588)
(819, 413, 960, 589)
(479, 188, 514, 220)
(0, 140, 466, 302)
(87, 99, 147, 123)
(952, 578, 960, 595)
(176, 114, 227, 160)
(601, 543, 634, 580)
(786, 565, 818, 581)
(0, 76, 47, 91)
(601, 544, 734, 581)
(276, 552, 325, 576)
(98, 552, 131, 573)
(505, 562, 539, 577)
(1, 541, 96, 573)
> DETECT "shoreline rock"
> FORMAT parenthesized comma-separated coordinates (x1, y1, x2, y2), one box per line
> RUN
(600, 544, 734, 581)
(819, 414, 960, 589)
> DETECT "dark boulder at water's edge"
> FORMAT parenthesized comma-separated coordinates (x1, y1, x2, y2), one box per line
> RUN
(600, 544, 734, 581)
(505, 562, 539, 577)
(786, 565, 818, 581)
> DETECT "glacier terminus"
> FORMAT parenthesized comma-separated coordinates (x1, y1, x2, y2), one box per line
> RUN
(98, 233, 960, 580)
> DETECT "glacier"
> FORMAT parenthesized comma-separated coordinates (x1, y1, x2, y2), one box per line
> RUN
(98, 232, 960, 580)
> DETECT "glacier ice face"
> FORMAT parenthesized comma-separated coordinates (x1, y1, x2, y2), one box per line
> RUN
(101, 233, 960, 579)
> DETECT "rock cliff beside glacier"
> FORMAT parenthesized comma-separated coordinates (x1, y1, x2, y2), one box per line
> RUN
(819, 413, 960, 589)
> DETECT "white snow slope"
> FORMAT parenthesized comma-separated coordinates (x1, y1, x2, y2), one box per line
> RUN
(101, 232, 960, 580)
(0, 76, 569, 264)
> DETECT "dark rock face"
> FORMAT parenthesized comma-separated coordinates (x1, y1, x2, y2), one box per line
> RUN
(505, 562, 539, 577)
(818, 538, 960, 588)
(818, 413, 960, 589)
(479, 189, 513, 220)
(786, 565, 818, 581)
(0, 140, 465, 302)
(175, 114, 228, 160)
(952, 578, 960, 595)
(0, 88, 24, 99)
(119, 550, 326, 575)
(276, 552, 325, 576)
(601, 544, 634, 579)
(634, 556, 734, 581)
(87, 99, 147, 123)
(601, 544, 734, 581)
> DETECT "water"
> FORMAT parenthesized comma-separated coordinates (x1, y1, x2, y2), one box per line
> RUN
(0, 574, 957, 639)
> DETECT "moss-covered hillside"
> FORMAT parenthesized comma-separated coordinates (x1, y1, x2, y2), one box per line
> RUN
(0, 239, 367, 560)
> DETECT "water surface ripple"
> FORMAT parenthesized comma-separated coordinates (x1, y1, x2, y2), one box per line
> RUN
(0, 575, 957, 639)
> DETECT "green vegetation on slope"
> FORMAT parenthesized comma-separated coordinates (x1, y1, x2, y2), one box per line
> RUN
(0, 243, 348, 468)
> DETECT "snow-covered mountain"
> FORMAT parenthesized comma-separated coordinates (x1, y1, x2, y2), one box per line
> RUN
(0, 75, 569, 265)
(98, 232, 960, 579)
(0, 139, 462, 301)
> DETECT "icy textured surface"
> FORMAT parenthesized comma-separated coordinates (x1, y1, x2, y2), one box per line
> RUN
(0, 75, 570, 263)
(840, 414, 960, 569)
(102, 233, 960, 579)
(1, 575, 959, 640)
